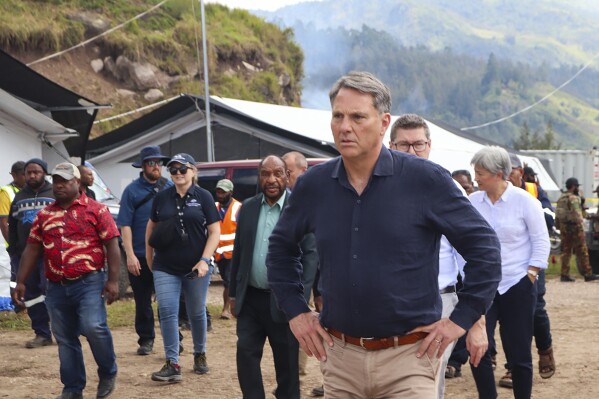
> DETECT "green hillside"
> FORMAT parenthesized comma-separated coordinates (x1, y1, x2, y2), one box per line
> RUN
(0, 0, 304, 136)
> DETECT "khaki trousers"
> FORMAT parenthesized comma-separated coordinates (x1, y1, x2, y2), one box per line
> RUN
(321, 335, 440, 399)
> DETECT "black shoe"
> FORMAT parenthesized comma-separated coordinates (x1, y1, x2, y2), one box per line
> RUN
(311, 385, 324, 397)
(56, 392, 83, 399)
(584, 274, 599, 282)
(97, 375, 116, 398)
(207, 318, 213, 332)
(151, 361, 182, 383)
(26, 335, 53, 348)
(137, 341, 153, 356)
(445, 365, 462, 379)
(560, 275, 576, 282)
(193, 352, 209, 374)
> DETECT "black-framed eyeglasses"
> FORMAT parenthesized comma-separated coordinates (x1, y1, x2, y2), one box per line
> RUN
(169, 165, 190, 175)
(145, 160, 163, 167)
(391, 141, 429, 152)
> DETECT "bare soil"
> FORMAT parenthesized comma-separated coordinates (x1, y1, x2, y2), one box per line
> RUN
(0, 278, 597, 399)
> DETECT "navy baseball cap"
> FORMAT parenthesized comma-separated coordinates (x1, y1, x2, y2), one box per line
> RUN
(167, 153, 196, 166)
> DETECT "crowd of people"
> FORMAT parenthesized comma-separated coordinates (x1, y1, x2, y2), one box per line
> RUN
(1, 71, 597, 399)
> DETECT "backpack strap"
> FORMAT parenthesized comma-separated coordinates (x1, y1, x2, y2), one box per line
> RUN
(133, 177, 168, 210)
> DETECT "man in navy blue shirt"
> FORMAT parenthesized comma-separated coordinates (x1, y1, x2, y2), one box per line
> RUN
(266, 71, 502, 398)
(117, 146, 171, 355)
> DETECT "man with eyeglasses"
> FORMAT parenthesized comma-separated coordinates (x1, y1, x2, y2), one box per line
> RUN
(389, 114, 488, 399)
(117, 146, 172, 355)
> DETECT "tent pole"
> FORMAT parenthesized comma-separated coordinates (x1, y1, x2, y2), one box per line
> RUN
(200, 0, 214, 161)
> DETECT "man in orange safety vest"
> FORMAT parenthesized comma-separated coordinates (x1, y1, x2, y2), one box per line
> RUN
(214, 179, 242, 320)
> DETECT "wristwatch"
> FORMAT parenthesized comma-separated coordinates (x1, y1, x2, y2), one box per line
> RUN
(200, 257, 212, 266)
(527, 269, 539, 279)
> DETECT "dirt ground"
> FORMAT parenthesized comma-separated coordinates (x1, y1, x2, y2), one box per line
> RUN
(0, 278, 597, 399)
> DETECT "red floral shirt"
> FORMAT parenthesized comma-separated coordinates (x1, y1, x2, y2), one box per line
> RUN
(27, 193, 120, 282)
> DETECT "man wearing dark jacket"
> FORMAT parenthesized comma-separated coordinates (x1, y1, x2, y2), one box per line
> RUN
(8, 158, 54, 348)
(229, 155, 318, 399)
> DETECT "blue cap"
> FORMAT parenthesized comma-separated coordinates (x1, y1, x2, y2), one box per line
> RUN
(167, 153, 195, 166)
(132, 146, 170, 168)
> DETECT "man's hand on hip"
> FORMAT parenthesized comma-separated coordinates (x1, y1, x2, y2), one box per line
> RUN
(289, 311, 332, 362)
(410, 318, 466, 360)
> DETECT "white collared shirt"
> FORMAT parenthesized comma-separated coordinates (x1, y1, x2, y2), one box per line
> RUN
(469, 182, 550, 294)
(438, 179, 467, 290)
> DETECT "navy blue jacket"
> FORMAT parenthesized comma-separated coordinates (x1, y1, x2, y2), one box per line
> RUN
(266, 147, 501, 337)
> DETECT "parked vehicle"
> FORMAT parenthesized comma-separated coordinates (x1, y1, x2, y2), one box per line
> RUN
(196, 158, 330, 201)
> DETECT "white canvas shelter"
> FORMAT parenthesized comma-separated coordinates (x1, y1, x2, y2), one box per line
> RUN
(0, 88, 77, 182)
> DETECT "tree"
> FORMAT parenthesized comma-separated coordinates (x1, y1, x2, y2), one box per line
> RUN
(513, 120, 561, 149)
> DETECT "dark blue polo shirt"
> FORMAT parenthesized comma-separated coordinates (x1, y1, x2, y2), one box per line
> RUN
(267, 146, 501, 338)
(117, 174, 173, 257)
(150, 185, 219, 275)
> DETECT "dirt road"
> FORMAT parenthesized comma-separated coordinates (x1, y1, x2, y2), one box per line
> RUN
(0, 278, 597, 398)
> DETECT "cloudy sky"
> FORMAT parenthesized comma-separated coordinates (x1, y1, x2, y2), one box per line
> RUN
(205, 0, 321, 11)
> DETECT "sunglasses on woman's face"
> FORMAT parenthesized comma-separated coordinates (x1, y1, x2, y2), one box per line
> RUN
(169, 165, 190, 175)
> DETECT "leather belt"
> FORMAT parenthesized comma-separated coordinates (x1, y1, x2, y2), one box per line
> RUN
(326, 327, 428, 351)
(58, 270, 100, 286)
(439, 285, 456, 294)
(247, 285, 271, 294)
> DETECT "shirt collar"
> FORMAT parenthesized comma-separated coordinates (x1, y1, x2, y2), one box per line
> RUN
(261, 190, 286, 208)
(479, 181, 513, 203)
(331, 145, 394, 180)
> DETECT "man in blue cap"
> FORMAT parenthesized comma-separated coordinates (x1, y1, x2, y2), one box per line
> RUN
(117, 146, 172, 355)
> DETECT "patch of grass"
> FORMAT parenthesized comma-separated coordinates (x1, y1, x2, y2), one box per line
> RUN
(0, 311, 31, 331)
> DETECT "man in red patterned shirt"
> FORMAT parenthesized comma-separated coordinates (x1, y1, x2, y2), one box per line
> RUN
(13, 162, 121, 399)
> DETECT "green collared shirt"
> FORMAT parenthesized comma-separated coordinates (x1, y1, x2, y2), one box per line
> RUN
(249, 191, 287, 289)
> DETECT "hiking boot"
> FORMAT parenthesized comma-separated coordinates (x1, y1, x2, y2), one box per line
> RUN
(137, 341, 153, 356)
(96, 375, 116, 398)
(560, 275, 576, 282)
(584, 274, 599, 282)
(498, 370, 513, 389)
(151, 360, 182, 383)
(193, 352, 209, 374)
(25, 335, 52, 348)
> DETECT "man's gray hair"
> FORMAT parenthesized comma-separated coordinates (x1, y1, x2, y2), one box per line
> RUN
(329, 71, 391, 114)
(282, 151, 307, 169)
(471, 146, 511, 180)
(390, 114, 431, 142)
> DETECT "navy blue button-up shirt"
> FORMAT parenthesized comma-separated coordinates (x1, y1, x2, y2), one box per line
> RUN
(266, 146, 501, 338)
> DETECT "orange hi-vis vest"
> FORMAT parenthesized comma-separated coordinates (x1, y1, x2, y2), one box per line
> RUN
(524, 182, 538, 199)
(214, 199, 241, 261)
